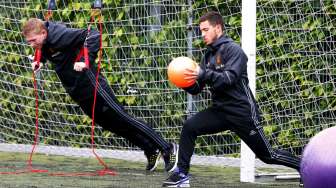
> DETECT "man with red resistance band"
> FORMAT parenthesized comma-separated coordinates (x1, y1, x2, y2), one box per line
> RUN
(22, 18, 178, 172)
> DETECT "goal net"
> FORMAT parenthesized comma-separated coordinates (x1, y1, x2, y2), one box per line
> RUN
(257, 0, 336, 157)
(0, 0, 335, 177)
(0, 0, 242, 166)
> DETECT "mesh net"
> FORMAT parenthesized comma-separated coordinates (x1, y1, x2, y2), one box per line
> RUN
(256, 0, 336, 156)
(0, 0, 242, 156)
(0, 0, 335, 174)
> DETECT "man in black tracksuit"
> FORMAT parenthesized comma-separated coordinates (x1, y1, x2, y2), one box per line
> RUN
(22, 18, 178, 172)
(163, 11, 301, 187)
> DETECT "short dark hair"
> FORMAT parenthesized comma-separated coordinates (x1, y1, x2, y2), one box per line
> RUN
(199, 11, 224, 31)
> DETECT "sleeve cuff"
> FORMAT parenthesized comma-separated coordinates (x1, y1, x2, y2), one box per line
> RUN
(197, 67, 206, 82)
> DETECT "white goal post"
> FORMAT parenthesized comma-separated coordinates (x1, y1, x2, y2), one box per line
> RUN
(241, 0, 256, 182)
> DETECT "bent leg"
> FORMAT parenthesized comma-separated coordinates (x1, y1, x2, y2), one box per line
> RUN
(178, 106, 230, 174)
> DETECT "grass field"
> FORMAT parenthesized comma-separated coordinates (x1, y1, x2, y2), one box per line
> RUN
(0, 152, 301, 188)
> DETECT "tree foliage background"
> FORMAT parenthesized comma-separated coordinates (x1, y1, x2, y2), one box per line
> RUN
(0, 0, 335, 156)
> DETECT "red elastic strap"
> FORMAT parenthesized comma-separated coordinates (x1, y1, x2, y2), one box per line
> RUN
(74, 47, 84, 62)
(83, 47, 90, 67)
(34, 49, 41, 65)
(74, 47, 90, 68)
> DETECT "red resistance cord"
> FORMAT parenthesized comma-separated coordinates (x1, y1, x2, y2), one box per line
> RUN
(49, 15, 116, 177)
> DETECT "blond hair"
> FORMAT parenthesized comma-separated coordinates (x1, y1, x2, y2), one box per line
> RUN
(22, 18, 47, 36)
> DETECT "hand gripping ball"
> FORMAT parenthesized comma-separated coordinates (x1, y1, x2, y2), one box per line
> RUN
(167, 56, 198, 88)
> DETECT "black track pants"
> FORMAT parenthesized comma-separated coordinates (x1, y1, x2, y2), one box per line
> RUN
(177, 105, 301, 174)
(76, 70, 171, 154)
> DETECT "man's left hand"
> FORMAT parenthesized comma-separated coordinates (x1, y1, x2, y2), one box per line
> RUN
(73, 62, 88, 72)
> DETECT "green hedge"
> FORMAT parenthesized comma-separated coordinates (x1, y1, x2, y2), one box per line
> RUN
(0, 0, 334, 156)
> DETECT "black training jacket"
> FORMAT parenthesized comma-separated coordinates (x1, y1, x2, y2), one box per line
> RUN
(184, 35, 261, 120)
(40, 21, 102, 101)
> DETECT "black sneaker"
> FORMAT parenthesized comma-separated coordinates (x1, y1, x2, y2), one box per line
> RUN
(162, 171, 190, 187)
(163, 143, 178, 172)
(145, 150, 161, 172)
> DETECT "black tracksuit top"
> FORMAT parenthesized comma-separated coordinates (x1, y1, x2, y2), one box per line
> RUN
(184, 35, 261, 120)
(40, 21, 101, 101)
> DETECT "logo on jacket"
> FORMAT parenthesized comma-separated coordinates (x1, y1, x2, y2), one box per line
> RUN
(51, 51, 61, 57)
(48, 48, 61, 57)
(249, 130, 257, 136)
(215, 53, 224, 70)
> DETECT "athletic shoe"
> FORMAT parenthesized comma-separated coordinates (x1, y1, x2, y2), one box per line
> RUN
(299, 178, 303, 187)
(162, 171, 190, 187)
(145, 150, 161, 172)
(163, 143, 178, 172)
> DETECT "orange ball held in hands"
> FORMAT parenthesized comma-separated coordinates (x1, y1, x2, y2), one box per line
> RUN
(167, 56, 198, 88)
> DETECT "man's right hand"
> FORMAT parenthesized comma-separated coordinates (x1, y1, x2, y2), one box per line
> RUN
(184, 63, 201, 84)
(31, 61, 43, 73)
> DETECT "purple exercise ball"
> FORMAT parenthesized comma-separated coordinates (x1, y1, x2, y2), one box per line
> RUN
(300, 126, 336, 188)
